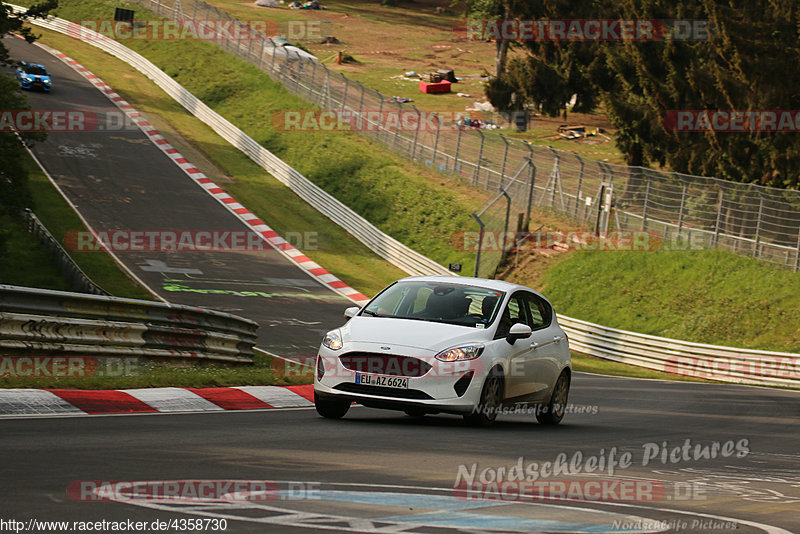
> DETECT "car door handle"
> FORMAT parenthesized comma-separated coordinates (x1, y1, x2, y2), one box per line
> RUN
(530, 341, 539, 349)
(553, 336, 563, 343)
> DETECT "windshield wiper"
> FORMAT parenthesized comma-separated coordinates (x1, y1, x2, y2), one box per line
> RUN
(361, 309, 387, 317)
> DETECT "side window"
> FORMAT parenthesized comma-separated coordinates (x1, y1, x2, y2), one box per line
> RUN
(525, 293, 552, 330)
(494, 294, 531, 338)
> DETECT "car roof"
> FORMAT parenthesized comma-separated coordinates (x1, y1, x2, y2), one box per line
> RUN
(396, 275, 545, 298)
(21, 63, 47, 70)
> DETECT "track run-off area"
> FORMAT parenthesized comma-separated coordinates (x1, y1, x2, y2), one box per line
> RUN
(1, 35, 799, 534)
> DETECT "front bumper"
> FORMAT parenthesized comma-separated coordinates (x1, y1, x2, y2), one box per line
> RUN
(314, 345, 488, 415)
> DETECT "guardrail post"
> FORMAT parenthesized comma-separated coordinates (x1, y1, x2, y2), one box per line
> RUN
(574, 152, 584, 217)
(473, 129, 485, 186)
(753, 195, 764, 257)
(641, 178, 650, 231)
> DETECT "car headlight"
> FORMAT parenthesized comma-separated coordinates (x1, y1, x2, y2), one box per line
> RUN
(435, 344, 484, 362)
(43, 79, 51, 84)
(22, 77, 32, 82)
(322, 329, 343, 351)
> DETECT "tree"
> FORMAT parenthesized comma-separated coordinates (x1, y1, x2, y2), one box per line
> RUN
(478, 0, 800, 187)
(0, 0, 57, 217)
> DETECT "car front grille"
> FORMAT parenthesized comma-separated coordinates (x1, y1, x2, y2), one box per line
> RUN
(339, 353, 432, 377)
(333, 383, 434, 400)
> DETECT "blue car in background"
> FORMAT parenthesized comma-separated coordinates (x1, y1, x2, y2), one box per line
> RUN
(16, 61, 51, 92)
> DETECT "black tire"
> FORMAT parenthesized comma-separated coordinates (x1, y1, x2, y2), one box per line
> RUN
(464, 368, 503, 427)
(536, 370, 570, 425)
(314, 392, 350, 419)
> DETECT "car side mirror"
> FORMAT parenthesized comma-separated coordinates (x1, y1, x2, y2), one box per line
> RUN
(506, 323, 532, 344)
(344, 306, 361, 319)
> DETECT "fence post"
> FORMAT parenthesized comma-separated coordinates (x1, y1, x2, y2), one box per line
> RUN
(340, 73, 349, 112)
(712, 188, 724, 247)
(431, 114, 440, 169)
(641, 178, 651, 231)
(499, 134, 509, 190)
(258, 38, 265, 70)
(795, 227, 800, 272)
(270, 39, 277, 73)
(410, 106, 421, 161)
(357, 81, 365, 131)
(377, 92, 385, 143)
(753, 196, 764, 258)
(574, 152, 584, 218)
(500, 189, 511, 268)
(473, 129, 485, 186)
(453, 126, 463, 175)
(392, 101, 401, 149)
(677, 182, 688, 240)
(471, 213, 485, 278)
(523, 141, 536, 227)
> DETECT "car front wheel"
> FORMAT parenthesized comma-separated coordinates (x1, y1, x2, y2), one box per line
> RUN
(314, 392, 350, 419)
(536, 370, 570, 425)
(464, 368, 503, 427)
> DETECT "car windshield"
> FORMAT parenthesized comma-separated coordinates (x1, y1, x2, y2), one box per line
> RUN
(362, 281, 504, 328)
(24, 65, 48, 76)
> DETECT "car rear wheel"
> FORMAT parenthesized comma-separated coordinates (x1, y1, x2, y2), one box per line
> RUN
(536, 370, 570, 425)
(463, 368, 503, 427)
(314, 392, 350, 419)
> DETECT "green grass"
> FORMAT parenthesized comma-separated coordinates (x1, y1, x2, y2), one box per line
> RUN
(23, 0, 491, 285)
(540, 249, 800, 352)
(0, 351, 311, 389)
(0, 151, 152, 298)
(22, 153, 155, 299)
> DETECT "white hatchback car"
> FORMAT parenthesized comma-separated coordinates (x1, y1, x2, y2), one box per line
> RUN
(314, 276, 572, 425)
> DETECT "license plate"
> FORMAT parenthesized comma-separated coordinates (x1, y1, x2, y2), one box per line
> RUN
(355, 373, 408, 389)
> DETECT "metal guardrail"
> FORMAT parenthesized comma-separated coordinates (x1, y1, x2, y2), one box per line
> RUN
(22, 208, 109, 296)
(0, 284, 258, 364)
(559, 316, 799, 388)
(9, 5, 799, 388)
(6, 4, 450, 278)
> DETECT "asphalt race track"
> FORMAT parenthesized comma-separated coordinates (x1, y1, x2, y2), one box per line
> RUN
(2, 375, 799, 533)
(2, 37, 800, 534)
(3, 36, 352, 361)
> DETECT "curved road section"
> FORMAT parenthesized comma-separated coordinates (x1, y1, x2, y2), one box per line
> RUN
(2, 36, 799, 534)
(4, 35, 352, 360)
